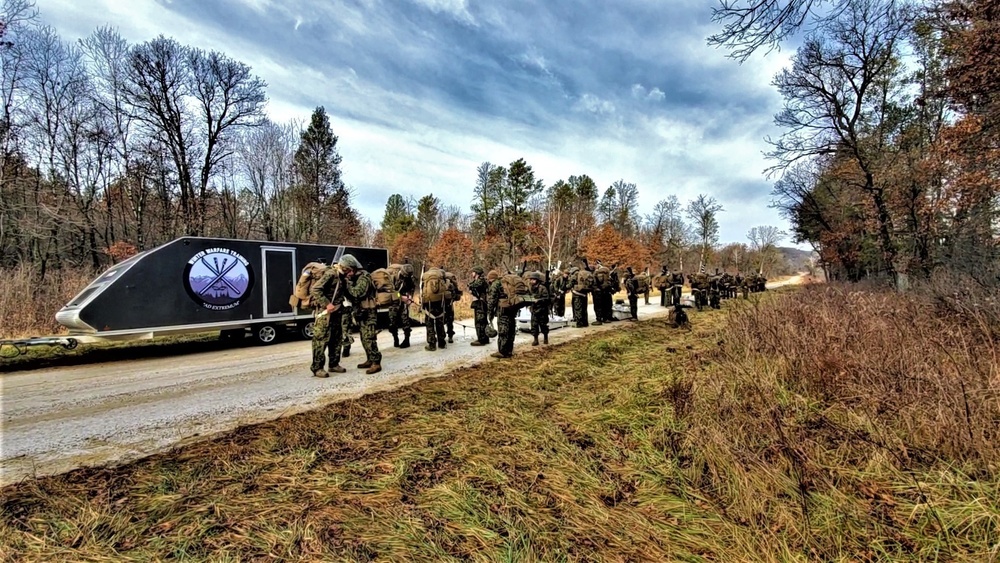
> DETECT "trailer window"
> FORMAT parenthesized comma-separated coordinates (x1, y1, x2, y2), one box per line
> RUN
(68, 285, 101, 307)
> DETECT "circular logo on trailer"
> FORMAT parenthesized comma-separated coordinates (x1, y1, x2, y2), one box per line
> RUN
(184, 248, 254, 310)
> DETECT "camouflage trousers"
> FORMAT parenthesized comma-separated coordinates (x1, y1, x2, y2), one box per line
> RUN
(341, 306, 355, 354)
(628, 294, 638, 320)
(444, 301, 455, 338)
(659, 288, 668, 307)
(311, 309, 343, 372)
(425, 302, 446, 348)
(530, 309, 549, 337)
(388, 300, 411, 337)
(644, 290, 650, 305)
(497, 308, 517, 356)
(671, 286, 682, 306)
(552, 293, 566, 317)
(572, 293, 589, 327)
(355, 307, 381, 363)
(473, 302, 489, 344)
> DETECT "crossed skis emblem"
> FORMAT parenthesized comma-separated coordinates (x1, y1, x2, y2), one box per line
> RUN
(197, 255, 242, 297)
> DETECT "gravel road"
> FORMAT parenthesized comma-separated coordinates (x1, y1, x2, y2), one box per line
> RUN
(1, 277, 802, 486)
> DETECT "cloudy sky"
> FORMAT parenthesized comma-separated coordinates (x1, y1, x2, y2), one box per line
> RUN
(35, 0, 804, 247)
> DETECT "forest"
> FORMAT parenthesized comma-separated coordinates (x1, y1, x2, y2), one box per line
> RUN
(2, 0, 998, 317)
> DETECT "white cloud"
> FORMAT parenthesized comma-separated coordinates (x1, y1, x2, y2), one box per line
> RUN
(647, 87, 665, 101)
(576, 93, 615, 115)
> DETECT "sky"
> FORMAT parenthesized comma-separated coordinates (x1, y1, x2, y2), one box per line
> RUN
(34, 0, 808, 248)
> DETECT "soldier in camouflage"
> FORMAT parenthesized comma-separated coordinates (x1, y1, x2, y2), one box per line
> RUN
(623, 267, 640, 321)
(569, 266, 589, 328)
(308, 263, 347, 377)
(526, 271, 549, 345)
(468, 267, 490, 346)
(487, 270, 516, 358)
(550, 269, 568, 318)
(390, 264, 415, 349)
(339, 254, 382, 374)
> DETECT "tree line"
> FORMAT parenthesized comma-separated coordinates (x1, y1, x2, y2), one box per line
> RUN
(0, 0, 796, 285)
(710, 0, 1000, 286)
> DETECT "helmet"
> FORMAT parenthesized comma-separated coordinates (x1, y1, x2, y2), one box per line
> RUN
(471, 266, 485, 276)
(527, 271, 544, 282)
(486, 269, 499, 282)
(338, 254, 362, 270)
(400, 264, 414, 276)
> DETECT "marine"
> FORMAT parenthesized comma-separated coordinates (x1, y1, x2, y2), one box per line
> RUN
(550, 268, 568, 318)
(526, 271, 549, 345)
(569, 266, 590, 328)
(308, 262, 347, 378)
(339, 254, 382, 374)
(468, 266, 490, 346)
(389, 263, 415, 349)
(623, 267, 640, 321)
(487, 270, 517, 358)
(422, 267, 448, 351)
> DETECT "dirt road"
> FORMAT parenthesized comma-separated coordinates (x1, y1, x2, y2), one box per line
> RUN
(1, 278, 802, 486)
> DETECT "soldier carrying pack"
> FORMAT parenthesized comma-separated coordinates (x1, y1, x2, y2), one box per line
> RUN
(499, 272, 529, 309)
(290, 261, 330, 309)
(421, 268, 448, 304)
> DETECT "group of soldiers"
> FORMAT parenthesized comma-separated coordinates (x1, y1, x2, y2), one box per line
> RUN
(305, 254, 768, 378)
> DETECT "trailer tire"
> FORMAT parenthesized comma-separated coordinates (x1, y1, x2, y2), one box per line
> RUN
(253, 324, 279, 345)
(299, 320, 315, 340)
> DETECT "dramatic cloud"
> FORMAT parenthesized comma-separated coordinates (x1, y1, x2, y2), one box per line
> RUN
(35, 0, 803, 247)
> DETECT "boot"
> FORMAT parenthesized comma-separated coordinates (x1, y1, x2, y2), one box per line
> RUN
(392, 333, 400, 348)
(399, 334, 410, 349)
(357, 360, 372, 369)
(470, 340, 486, 346)
(448, 335, 454, 344)
(543, 334, 548, 345)
(313, 370, 329, 378)
(342, 346, 350, 358)
(532, 335, 539, 346)
(490, 352, 511, 359)
(365, 363, 381, 374)
(438, 340, 447, 349)
(425, 343, 437, 351)
(329, 365, 346, 374)
(593, 320, 603, 326)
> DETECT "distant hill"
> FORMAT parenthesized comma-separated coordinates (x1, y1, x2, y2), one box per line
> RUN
(778, 246, 816, 269)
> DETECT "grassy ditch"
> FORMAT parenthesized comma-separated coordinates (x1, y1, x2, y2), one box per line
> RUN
(2, 284, 997, 561)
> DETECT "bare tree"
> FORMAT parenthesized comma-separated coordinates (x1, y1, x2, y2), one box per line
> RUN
(708, 0, 848, 62)
(686, 194, 724, 268)
(767, 0, 913, 284)
(747, 225, 785, 274)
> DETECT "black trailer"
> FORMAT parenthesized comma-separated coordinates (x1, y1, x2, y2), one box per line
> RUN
(55, 237, 390, 345)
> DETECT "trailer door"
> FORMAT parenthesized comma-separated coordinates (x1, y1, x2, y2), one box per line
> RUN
(262, 247, 295, 317)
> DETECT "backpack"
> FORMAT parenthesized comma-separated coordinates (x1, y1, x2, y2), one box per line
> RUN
(445, 272, 462, 301)
(421, 268, 447, 303)
(595, 266, 611, 290)
(635, 273, 650, 293)
(653, 274, 668, 290)
(574, 269, 594, 293)
(499, 273, 529, 309)
(290, 262, 328, 309)
(370, 267, 400, 307)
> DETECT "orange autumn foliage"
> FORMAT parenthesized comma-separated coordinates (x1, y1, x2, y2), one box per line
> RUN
(427, 228, 475, 274)
(581, 223, 652, 269)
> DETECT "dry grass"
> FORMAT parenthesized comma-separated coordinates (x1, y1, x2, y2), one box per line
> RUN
(0, 264, 97, 339)
(2, 283, 997, 561)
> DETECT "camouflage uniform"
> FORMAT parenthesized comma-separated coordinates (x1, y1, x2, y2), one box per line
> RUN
(468, 268, 490, 346)
(487, 276, 516, 358)
(443, 273, 458, 344)
(345, 267, 382, 371)
(389, 269, 414, 348)
(551, 273, 567, 317)
(308, 266, 346, 376)
(671, 272, 685, 306)
(656, 268, 669, 307)
(624, 271, 639, 320)
(528, 274, 549, 345)
(569, 268, 589, 328)
(424, 299, 447, 351)
(340, 303, 354, 357)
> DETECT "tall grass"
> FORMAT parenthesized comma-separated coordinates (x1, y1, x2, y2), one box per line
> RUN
(0, 264, 96, 339)
(2, 283, 997, 561)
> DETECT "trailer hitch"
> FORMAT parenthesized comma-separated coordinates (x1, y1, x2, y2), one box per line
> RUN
(0, 337, 79, 358)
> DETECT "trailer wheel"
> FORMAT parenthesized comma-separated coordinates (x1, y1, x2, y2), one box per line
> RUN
(253, 324, 279, 345)
(299, 320, 315, 340)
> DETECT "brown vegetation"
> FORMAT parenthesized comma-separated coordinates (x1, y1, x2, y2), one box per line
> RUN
(3, 285, 997, 560)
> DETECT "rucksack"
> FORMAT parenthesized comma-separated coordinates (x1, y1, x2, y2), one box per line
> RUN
(421, 268, 447, 303)
(574, 269, 594, 293)
(595, 266, 611, 290)
(499, 273, 529, 309)
(371, 267, 400, 307)
(290, 262, 329, 309)
(445, 271, 462, 301)
(635, 273, 650, 293)
(653, 274, 668, 290)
